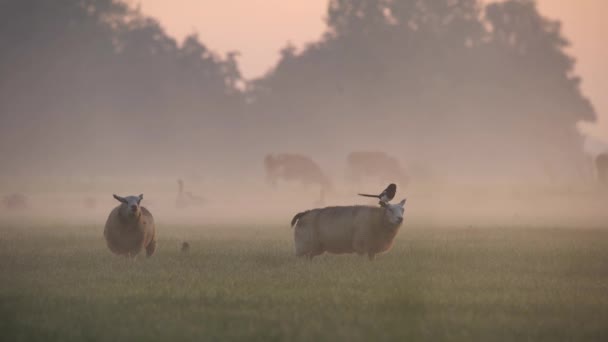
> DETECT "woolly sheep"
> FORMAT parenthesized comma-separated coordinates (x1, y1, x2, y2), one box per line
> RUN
(291, 199, 406, 260)
(104, 194, 156, 258)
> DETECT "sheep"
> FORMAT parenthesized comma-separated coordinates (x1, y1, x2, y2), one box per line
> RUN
(290, 199, 407, 260)
(181, 241, 190, 253)
(104, 194, 156, 258)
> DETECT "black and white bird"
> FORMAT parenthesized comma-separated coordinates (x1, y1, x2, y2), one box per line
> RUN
(358, 183, 397, 203)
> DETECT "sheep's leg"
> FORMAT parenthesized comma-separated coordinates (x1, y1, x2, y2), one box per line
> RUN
(146, 240, 157, 257)
(308, 248, 324, 260)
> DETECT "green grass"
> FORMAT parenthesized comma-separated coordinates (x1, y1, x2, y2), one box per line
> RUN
(1, 223, 607, 341)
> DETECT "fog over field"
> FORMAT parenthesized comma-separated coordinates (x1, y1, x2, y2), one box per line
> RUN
(2, 0, 607, 229)
(2, 2, 608, 340)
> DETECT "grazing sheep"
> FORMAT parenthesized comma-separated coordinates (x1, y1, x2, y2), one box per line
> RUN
(104, 194, 156, 258)
(346, 151, 409, 187)
(3, 193, 28, 210)
(176, 179, 205, 209)
(291, 199, 407, 260)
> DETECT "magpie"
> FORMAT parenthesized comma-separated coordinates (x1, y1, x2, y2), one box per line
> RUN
(358, 183, 397, 203)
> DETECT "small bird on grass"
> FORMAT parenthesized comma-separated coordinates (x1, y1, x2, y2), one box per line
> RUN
(358, 183, 397, 204)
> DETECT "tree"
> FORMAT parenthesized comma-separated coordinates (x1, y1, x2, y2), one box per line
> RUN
(249, 0, 596, 182)
(0, 0, 245, 177)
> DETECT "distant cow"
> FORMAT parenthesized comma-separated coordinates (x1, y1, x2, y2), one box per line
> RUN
(291, 199, 407, 260)
(264, 154, 331, 189)
(264, 154, 331, 204)
(3, 193, 28, 210)
(347, 151, 408, 186)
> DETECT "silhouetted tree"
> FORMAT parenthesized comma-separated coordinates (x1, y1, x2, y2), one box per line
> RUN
(249, 0, 595, 182)
(0, 0, 244, 177)
(0, 0, 597, 184)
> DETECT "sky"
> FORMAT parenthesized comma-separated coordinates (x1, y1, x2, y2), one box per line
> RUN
(137, 0, 607, 138)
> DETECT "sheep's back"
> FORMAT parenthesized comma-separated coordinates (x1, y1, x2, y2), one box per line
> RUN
(295, 206, 398, 255)
(316, 206, 382, 252)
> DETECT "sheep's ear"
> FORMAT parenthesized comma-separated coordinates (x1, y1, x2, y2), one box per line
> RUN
(113, 194, 126, 203)
(138, 194, 143, 203)
(399, 198, 407, 207)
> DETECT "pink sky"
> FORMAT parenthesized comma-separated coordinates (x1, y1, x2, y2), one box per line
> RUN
(137, 0, 607, 137)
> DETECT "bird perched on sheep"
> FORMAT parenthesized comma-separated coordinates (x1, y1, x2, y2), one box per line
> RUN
(104, 194, 156, 258)
(358, 183, 397, 204)
(291, 199, 407, 260)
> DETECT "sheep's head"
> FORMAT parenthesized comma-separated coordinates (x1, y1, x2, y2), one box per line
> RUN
(113, 194, 143, 218)
(380, 199, 406, 226)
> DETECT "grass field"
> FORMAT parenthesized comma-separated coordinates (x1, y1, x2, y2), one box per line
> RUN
(1, 222, 608, 341)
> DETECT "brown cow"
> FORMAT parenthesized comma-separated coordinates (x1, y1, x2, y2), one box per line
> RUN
(264, 154, 331, 204)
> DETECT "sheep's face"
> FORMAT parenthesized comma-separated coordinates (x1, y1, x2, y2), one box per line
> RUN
(113, 194, 143, 217)
(381, 199, 406, 226)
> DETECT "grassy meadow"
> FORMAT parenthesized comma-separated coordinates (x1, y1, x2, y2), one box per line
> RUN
(1, 222, 608, 341)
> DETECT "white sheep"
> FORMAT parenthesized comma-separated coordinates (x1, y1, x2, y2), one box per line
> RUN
(291, 199, 407, 260)
(104, 194, 156, 258)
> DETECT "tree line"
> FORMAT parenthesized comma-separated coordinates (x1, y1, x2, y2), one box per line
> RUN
(0, 0, 596, 181)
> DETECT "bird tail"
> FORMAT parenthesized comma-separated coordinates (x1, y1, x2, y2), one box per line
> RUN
(358, 193, 380, 198)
